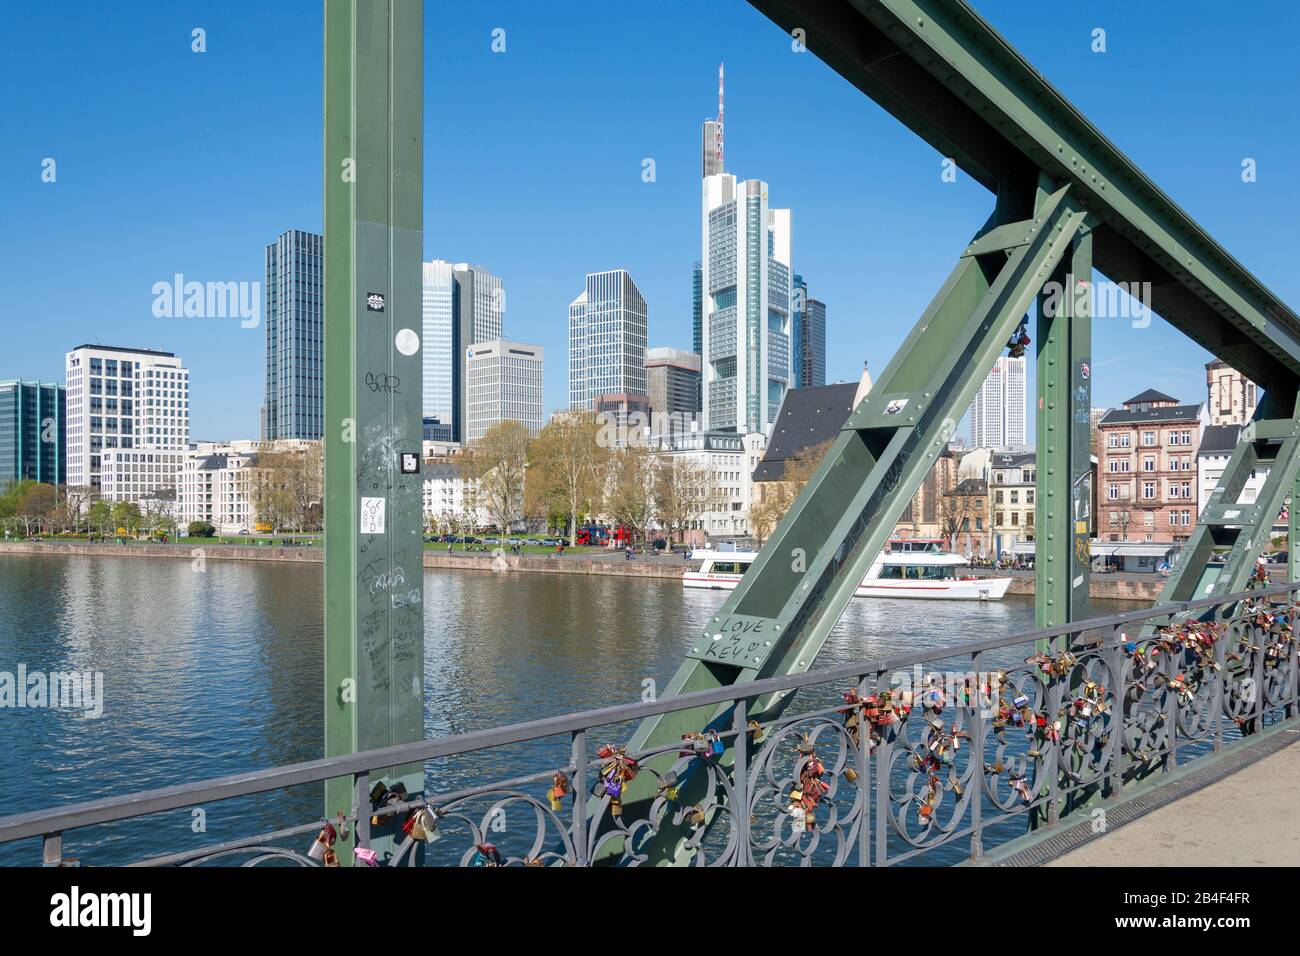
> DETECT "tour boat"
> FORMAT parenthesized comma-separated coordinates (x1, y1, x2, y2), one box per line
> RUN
(683, 539, 1013, 601)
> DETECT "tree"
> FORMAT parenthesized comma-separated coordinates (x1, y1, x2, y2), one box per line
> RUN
(938, 491, 968, 552)
(251, 452, 301, 533)
(54, 485, 95, 535)
(606, 445, 657, 544)
(654, 456, 708, 544)
(111, 500, 142, 537)
(1115, 504, 1134, 542)
(87, 501, 113, 538)
(748, 439, 833, 544)
(526, 411, 604, 546)
(462, 420, 531, 534)
(140, 488, 176, 539)
(15, 482, 56, 536)
(188, 520, 216, 537)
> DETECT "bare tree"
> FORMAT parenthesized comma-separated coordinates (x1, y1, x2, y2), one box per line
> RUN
(462, 420, 531, 534)
(606, 445, 657, 544)
(526, 411, 604, 546)
(653, 456, 709, 544)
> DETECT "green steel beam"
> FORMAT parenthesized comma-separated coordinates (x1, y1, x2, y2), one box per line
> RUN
(1158, 393, 1300, 607)
(748, 0, 1300, 394)
(323, 0, 424, 864)
(1034, 175, 1094, 633)
(614, 185, 1087, 861)
(1292, 472, 1300, 586)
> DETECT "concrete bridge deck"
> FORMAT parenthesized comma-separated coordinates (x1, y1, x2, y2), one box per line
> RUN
(1048, 730, 1300, 867)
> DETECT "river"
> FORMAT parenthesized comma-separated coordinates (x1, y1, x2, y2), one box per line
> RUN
(0, 553, 1145, 865)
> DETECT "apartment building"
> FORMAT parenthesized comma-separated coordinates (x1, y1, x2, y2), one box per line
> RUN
(1097, 389, 1205, 542)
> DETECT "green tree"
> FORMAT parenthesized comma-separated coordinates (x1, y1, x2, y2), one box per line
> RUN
(88, 501, 112, 538)
(110, 500, 142, 537)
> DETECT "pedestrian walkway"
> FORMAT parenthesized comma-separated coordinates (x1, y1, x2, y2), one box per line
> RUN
(1049, 730, 1300, 866)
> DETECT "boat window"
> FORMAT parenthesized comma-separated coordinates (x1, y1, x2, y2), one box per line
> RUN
(879, 565, 904, 579)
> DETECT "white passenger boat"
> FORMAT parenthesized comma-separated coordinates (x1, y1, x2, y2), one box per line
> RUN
(683, 539, 1013, 601)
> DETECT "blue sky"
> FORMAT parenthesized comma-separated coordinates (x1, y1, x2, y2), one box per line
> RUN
(3, 0, 1298, 441)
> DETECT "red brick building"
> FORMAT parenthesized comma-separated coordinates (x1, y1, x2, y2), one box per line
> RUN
(1096, 389, 1206, 543)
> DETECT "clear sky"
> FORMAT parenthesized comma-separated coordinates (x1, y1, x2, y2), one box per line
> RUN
(4, 0, 1298, 442)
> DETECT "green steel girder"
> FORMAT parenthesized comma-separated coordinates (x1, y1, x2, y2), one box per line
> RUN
(1158, 393, 1300, 606)
(1034, 173, 1094, 632)
(748, 0, 1300, 394)
(322, 0, 425, 863)
(613, 185, 1087, 861)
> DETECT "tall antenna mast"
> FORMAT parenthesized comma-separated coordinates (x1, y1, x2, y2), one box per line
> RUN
(717, 62, 725, 170)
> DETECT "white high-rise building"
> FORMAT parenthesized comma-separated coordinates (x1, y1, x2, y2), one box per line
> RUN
(422, 260, 503, 442)
(969, 355, 1027, 448)
(568, 270, 648, 411)
(466, 339, 544, 442)
(65, 345, 190, 499)
(422, 260, 456, 425)
(699, 69, 793, 434)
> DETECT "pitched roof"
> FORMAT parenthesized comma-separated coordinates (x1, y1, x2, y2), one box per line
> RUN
(1100, 402, 1201, 426)
(990, 451, 1035, 469)
(954, 477, 988, 495)
(1123, 388, 1179, 405)
(1197, 424, 1241, 455)
(752, 382, 859, 482)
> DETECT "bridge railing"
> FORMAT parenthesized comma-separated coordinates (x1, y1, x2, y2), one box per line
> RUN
(1, 584, 1297, 866)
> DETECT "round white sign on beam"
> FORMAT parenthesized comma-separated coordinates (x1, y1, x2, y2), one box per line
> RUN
(395, 328, 420, 356)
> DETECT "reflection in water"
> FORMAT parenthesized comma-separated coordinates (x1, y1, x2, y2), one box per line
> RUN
(0, 554, 1142, 865)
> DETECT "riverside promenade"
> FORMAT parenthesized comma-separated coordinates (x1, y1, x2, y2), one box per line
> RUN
(0, 539, 1168, 599)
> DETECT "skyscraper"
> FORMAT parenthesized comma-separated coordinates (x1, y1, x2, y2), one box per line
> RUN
(422, 260, 455, 427)
(264, 229, 324, 441)
(421, 261, 503, 443)
(791, 275, 807, 389)
(568, 269, 648, 411)
(645, 347, 702, 427)
(0, 380, 65, 489)
(466, 339, 544, 442)
(969, 355, 1027, 448)
(802, 296, 826, 388)
(451, 264, 503, 442)
(790, 275, 826, 390)
(692, 261, 704, 357)
(699, 68, 793, 434)
(65, 345, 189, 497)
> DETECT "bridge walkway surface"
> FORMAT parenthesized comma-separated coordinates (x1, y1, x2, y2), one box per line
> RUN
(1048, 731, 1300, 867)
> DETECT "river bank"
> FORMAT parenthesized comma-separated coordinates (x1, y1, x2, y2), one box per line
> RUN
(0, 539, 1166, 599)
